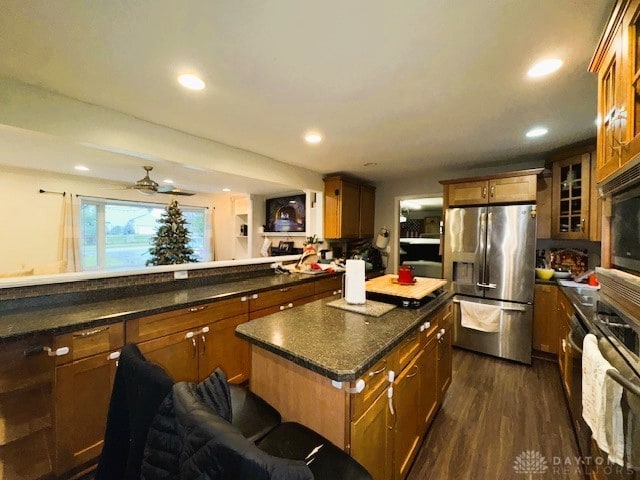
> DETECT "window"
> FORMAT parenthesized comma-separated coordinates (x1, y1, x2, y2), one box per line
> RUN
(80, 198, 209, 270)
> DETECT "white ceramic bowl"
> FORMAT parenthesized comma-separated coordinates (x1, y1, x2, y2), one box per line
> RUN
(553, 270, 572, 279)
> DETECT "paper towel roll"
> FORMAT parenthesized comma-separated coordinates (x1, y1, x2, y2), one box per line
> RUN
(345, 259, 366, 305)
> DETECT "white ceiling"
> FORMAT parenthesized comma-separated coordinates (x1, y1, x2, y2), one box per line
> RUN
(0, 125, 294, 195)
(0, 0, 611, 183)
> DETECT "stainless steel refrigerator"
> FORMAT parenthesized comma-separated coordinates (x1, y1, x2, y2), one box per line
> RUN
(444, 204, 536, 364)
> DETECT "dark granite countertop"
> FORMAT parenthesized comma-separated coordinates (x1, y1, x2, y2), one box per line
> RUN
(236, 289, 453, 382)
(0, 272, 338, 343)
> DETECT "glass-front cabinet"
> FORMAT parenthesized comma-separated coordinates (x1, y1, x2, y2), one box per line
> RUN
(624, 1, 640, 167)
(551, 153, 591, 240)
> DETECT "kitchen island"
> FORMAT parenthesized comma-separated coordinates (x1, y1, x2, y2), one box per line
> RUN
(236, 290, 453, 480)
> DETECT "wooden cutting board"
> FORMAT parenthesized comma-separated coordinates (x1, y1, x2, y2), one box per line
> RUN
(365, 274, 447, 300)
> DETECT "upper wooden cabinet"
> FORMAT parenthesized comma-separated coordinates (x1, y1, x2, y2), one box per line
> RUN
(541, 145, 601, 242)
(323, 176, 376, 239)
(551, 153, 591, 239)
(590, 0, 640, 182)
(441, 170, 539, 207)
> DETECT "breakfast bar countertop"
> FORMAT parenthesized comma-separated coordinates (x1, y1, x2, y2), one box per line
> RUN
(0, 272, 337, 343)
(236, 288, 453, 382)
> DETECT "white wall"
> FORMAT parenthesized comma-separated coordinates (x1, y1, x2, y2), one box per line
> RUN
(0, 165, 235, 273)
(374, 159, 545, 272)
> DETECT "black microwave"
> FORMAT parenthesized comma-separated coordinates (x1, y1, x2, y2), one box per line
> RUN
(611, 184, 640, 274)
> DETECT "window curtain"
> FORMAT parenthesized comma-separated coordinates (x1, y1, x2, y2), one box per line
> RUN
(59, 193, 81, 272)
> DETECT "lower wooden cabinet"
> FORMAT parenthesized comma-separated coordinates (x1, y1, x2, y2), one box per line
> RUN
(137, 328, 200, 382)
(419, 336, 439, 429)
(393, 350, 423, 480)
(0, 336, 55, 480)
(348, 301, 452, 480)
(437, 312, 453, 404)
(199, 314, 250, 383)
(350, 388, 392, 480)
(54, 351, 119, 475)
(533, 284, 559, 354)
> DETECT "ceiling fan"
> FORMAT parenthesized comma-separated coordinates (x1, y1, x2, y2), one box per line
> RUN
(128, 166, 195, 196)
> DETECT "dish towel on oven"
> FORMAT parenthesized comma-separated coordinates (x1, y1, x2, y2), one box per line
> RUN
(459, 300, 501, 333)
(582, 334, 624, 465)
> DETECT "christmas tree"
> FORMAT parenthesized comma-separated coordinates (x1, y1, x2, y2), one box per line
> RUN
(147, 200, 198, 266)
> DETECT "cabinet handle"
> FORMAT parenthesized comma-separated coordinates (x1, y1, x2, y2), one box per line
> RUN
(252, 294, 259, 300)
(241, 296, 248, 302)
(107, 351, 120, 361)
(482, 187, 487, 199)
(279, 287, 291, 292)
(288, 302, 294, 308)
(188, 306, 206, 313)
(406, 364, 419, 379)
(368, 362, 387, 377)
(580, 218, 585, 232)
(201, 335, 206, 354)
(490, 185, 495, 198)
(280, 305, 286, 311)
(191, 337, 197, 357)
(73, 326, 109, 337)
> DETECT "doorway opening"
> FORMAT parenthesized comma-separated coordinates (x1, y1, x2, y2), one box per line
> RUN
(398, 196, 443, 278)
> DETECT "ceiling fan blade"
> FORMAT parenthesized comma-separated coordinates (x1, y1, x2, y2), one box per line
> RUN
(157, 185, 195, 196)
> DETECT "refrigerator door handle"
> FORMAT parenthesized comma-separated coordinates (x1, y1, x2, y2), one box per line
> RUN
(476, 282, 497, 289)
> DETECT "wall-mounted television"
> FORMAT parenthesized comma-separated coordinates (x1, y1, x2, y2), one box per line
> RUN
(266, 194, 306, 233)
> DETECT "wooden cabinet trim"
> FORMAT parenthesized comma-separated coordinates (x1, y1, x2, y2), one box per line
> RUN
(126, 296, 248, 343)
(248, 283, 316, 311)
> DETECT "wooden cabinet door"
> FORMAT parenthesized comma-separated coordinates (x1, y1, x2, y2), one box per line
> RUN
(533, 284, 559, 354)
(419, 337, 438, 430)
(199, 314, 250, 384)
(488, 175, 537, 204)
(340, 180, 361, 238)
(136, 329, 199, 383)
(54, 351, 119, 475)
(393, 350, 423, 480)
(623, 1, 640, 167)
(597, 29, 623, 182)
(0, 337, 55, 480)
(536, 174, 552, 239)
(350, 389, 391, 480)
(437, 326, 452, 404)
(324, 177, 360, 239)
(447, 180, 488, 206)
(324, 176, 342, 239)
(588, 152, 602, 242)
(358, 184, 376, 238)
(551, 153, 591, 239)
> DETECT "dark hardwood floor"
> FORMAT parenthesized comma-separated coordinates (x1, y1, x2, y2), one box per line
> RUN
(407, 348, 583, 480)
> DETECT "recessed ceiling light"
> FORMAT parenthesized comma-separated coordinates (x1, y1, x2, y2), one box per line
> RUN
(527, 59, 563, 78)
(163, 179, 174, 184)
(222, 188, 231, 192)
(525, 127, 548, 138)
(304, 132, 322, 144)
(74, 165, 89, 171)
(177, 73, 206, 91)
